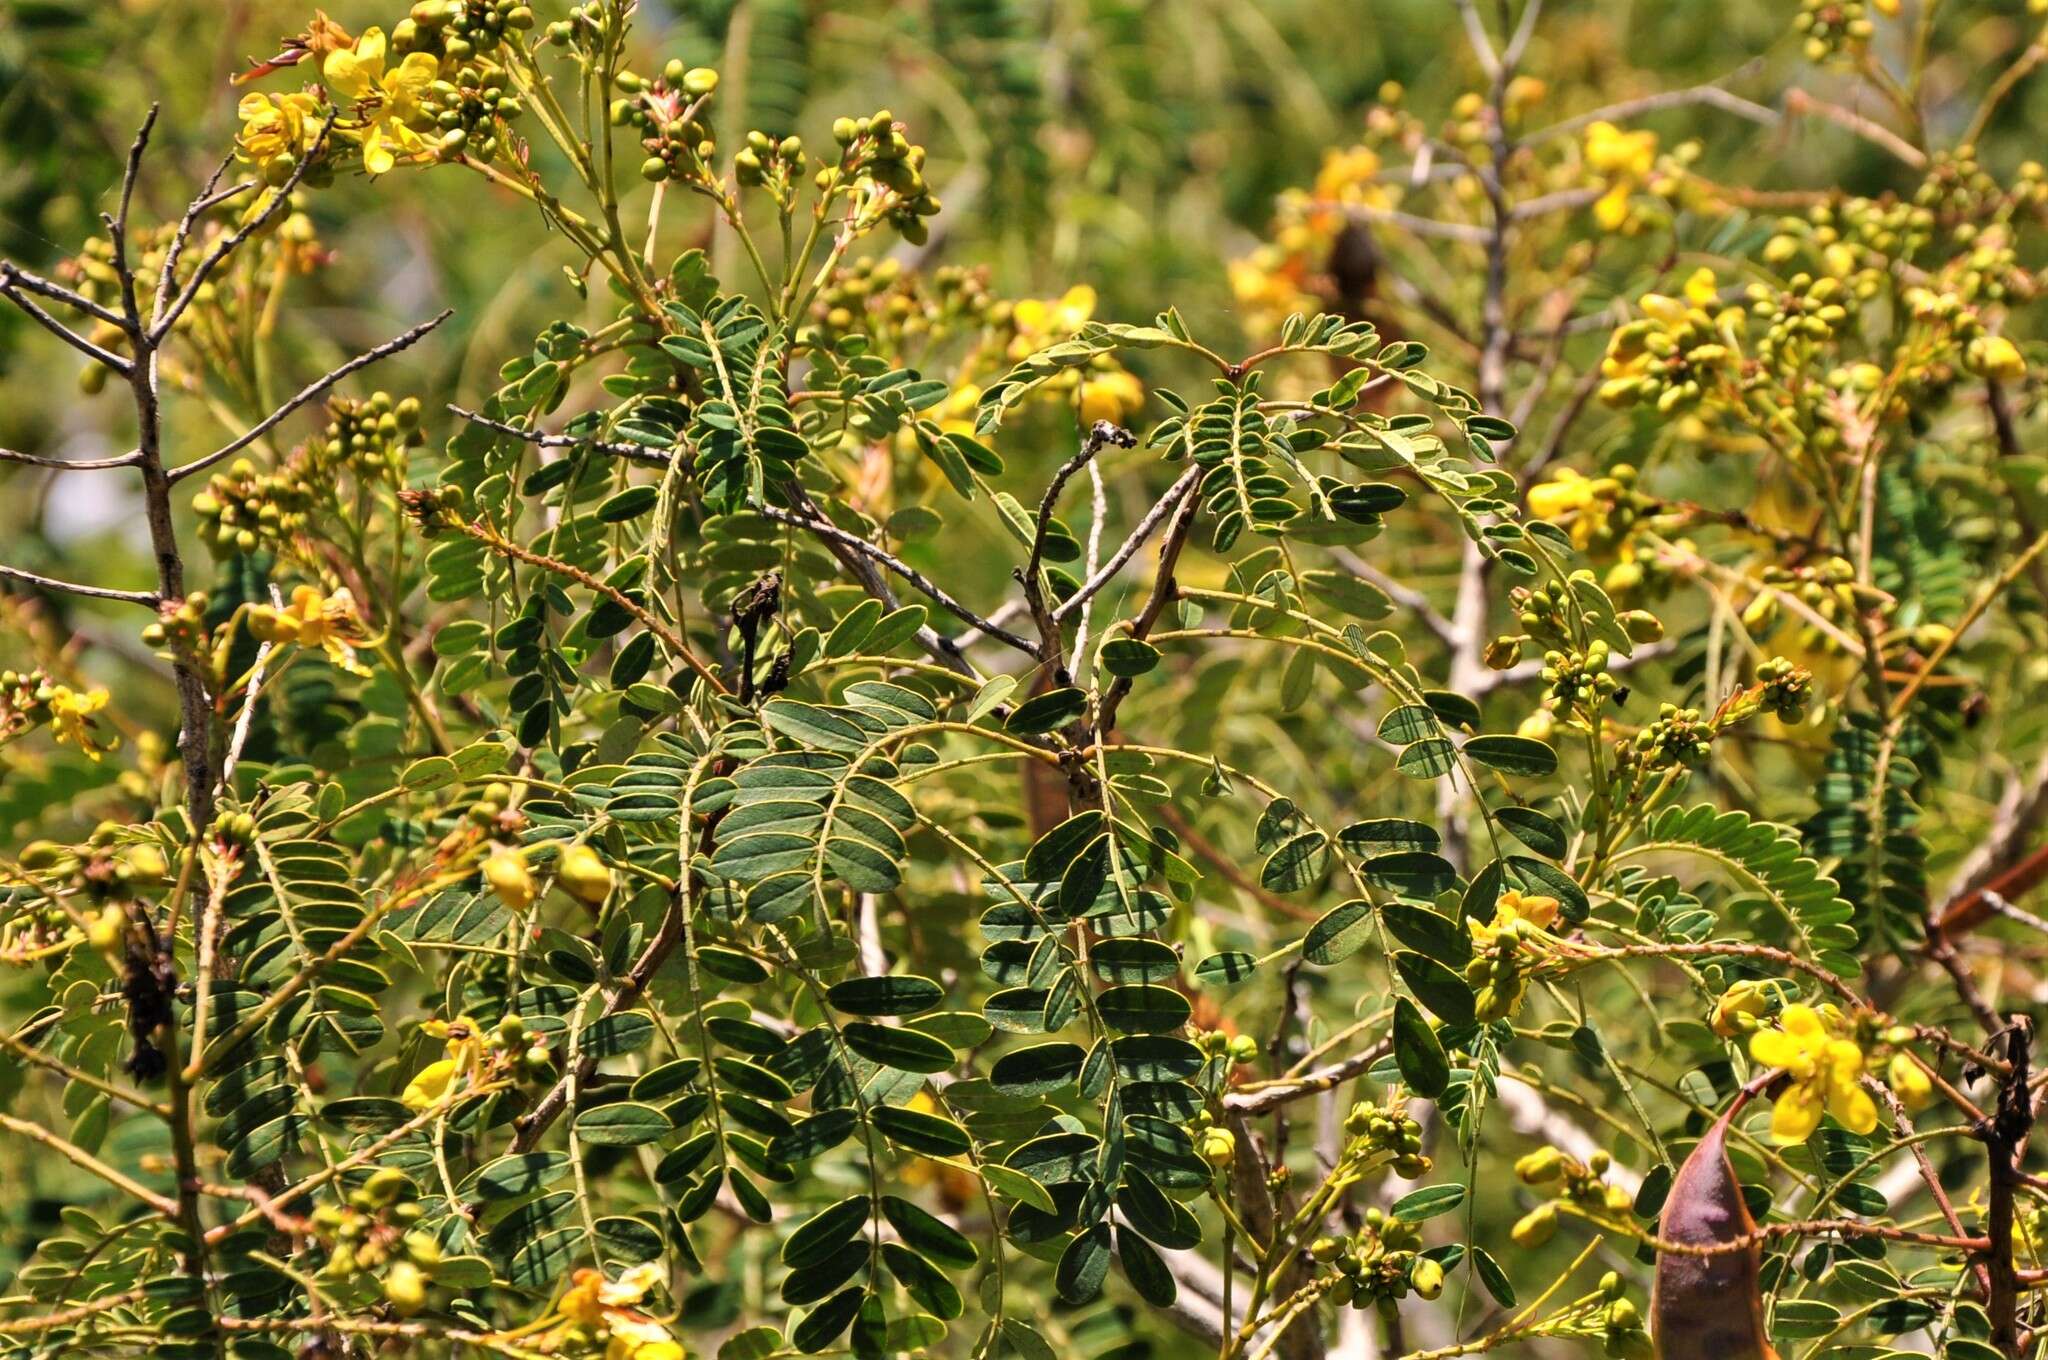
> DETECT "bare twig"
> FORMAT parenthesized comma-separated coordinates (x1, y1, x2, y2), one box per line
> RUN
(0, 562, 159, 607)
(170, 311, 454, 483)
(755, 503, 1036, 656)
(446, 403, 670, 466)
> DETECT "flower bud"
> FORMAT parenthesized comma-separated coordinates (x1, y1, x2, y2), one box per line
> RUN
(1197, 1127, 1237, 1169)
(1514, 1146, 1565, 1184)
(383, 1260, 428, 1315)
(1510, 1202, 1557, 1248)
(484, 847, 536, 911)
(1888, 1051, 1935, 1113)
(557, 843, 613, 905)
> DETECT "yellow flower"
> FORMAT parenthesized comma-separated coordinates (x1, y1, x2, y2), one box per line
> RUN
(323, 27, 438, 175)
(1592, 182, 1633, 232)
(1197, 1126, 1236, 1168)
(1888, 1051, 1934, 1114)
(553, 1264, 680, 1360)
(1467, 889, 1560, 949)
(1749, 1004, 1878, 1143)
(251, 585, 371, 675)
(1584, 121, 1659, 231)
(557, 843, 613, 906)
(1311, 145, 1385, 207)
(1010, 285, 1097, 345)
(46, 686, 111, 760)
(1527, 467, 1596, 522)
(484, 846, 537, 911)
(1078, 368, 1145, 425)
(236, 91, 326, 180)
(402, 1014, 486, 1111)
(1584, 121, 1657, 179)
(401, 1057, 459, 1111)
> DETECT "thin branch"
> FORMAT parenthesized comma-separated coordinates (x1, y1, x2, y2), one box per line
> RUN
(0, 561, 160, 607)
(1021, 422, 1129, 672)
(1784, 88, 1927, 169)
(0, 445, 142, 471)
(0, 281, 133, 373)
(154, 153, 242, 326)
(0, 1112, 178, 1216)
(1528, 77, 1780, 143)
(446, 403, 670, 466)
(170, 311, 454, 483)
(1341, 204, 1489, 246)
(1054, 464, 1202, 622)
(0, 261, 129, 331)
(756, 503, 1037, 656)
(1326, 547, 1456, 645)
(150, 113, 336, 340)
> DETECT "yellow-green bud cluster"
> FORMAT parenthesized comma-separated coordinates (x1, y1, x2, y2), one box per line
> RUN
(1341, 1103, 1431, 1177)
(312, 1167, 448, 1315)
(1746, 273, 1848, 372)
(192, 457, 313, 558)
(1308, 1209, 1440, 1312)
(413, 63, 523, 164)
(828, 109, 943, 245)
(1754, 657, 1812, 723)
(319, 391, 424, 484)
(1512, 1145, 1635, 1244)
(1628, 703, 1714, 771)
(1601, 304, 1738, 414)
(736, 128, 806, 198)
(1793, 0, 1875, 65)
(616, 63, 720, 186)
(1541, 642, 1617, 714)
(396, 0, 534, 61)
(806, 259, 994, 351)
(140, 591, 211, 656)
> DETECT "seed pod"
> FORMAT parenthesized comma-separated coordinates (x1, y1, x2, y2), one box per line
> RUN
(1652, 1101, 1778, 1360)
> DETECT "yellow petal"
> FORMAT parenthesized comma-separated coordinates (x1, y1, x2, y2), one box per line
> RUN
(1828, 1081, 1879, 1135)
(1749, 1027, 1805, 1069)
(362, 128, 397, 177)
(388, 51, 441, 99)
(324, 29, 383, 100)
(1593, 184, 1630, 231)
(1823, 1038, 1865, 1078)
(1769, 1084, 1823, 1144)
(1779, 1004, 1823, 1036)
(401, 1057, 458, 1111)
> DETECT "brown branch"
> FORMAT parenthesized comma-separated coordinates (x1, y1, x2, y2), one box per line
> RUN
(168, 310, 454, 484)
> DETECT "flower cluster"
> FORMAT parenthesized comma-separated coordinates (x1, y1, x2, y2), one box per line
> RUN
(1598, 270, 1742, 414)
(1748, 1003, 1877, 1144)
(1466, 890, 1561, 1021)
(311, 1167, 448, 1315)
(1510, 1146, 1635, 1245)
(804, 257, 996, 354)
(0, 669, 114, 761)
(1307, 1209, 1445, 1315)
(245, 584, 372, 675)
(401, 1010, 552, 1111)
(531, 1262, 683, 1360)
(1583, 120, 1660, 232)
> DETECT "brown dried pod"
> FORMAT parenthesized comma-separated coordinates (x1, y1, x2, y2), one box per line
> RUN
(1651, 1093, 1779, 1360)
